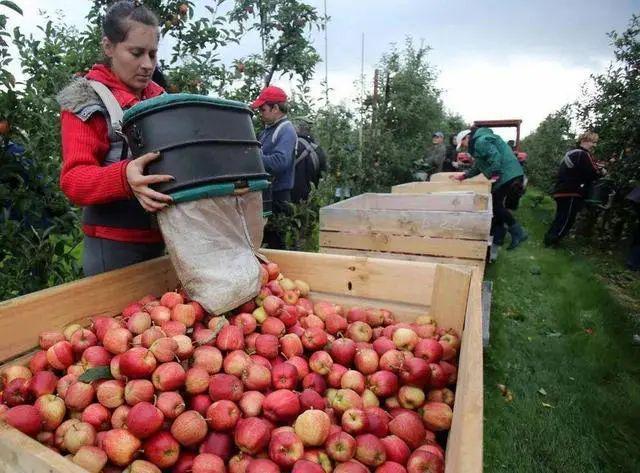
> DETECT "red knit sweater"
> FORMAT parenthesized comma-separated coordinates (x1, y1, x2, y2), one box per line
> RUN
(60, 65, 164, 243)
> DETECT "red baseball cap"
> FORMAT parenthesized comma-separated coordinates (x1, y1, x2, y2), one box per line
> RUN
(251, 85, 288, 108)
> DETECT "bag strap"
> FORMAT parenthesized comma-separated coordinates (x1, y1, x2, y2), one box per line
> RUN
(87, 80, 124, 135)
(295, 137, 320, 174)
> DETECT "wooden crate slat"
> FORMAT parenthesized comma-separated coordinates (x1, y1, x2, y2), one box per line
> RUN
(320, 207, 491, 240)
(262, 250, 436, 307)
(0, 258, 178, 364)
(444, 266, 484, 471)
(324, 192, 488, 212)
(392, 181, 491, 194)
(319, 230, 488, 260)
(319, 246, 486, 268)
(0, 423, 87, 473)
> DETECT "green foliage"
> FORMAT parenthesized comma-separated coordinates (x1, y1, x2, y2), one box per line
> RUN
(521, 105, 575, 192)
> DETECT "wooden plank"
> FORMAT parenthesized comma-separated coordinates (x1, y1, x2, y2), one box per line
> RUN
(444, 265, 484, 473)
(482, 280, 493, 348)
(0, 258, 178, 364)
(319, 231, 488, 260)
(320, 208, 491, 240)
(391, 181, 491, 194)
(429, 172, 490, 183)
(429, 265, 471, 335)
(319, 246, 485, 269)
(0, 422, 87, 473)
(262, 250, 437, 307)
(322, 192, 489, 212)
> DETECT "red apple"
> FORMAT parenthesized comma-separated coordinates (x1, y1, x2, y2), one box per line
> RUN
(287, 356, 310, 381)
(302, 372, 327, 394)
(272, 362, 298, 390)
(269, 429, 304, 467)
(342, 408, 368, 435)
(347, 322, 373, 343)
(46, 340, 74, 370)
(392, 328, 418, 351)
(330, 338, 357, 366)
(365, 407, 391, 438)
(428, 363, 447, 389)
(28, 350, 49, 373)
(242, 362, 271, 391)
(209, 373, 244, 402)
(388, 412, 426, 449)
(239, 390, 264, 417)
(234, 417, 273, 454)
(327, 363, 349, 388)
(26, 370, 58, 398)
(399, 357, 431, 387)
(302, 327, 328, 351)
(380, 435, 411, 465)
(354, 348, 379, 375)
(81, 403, 110, 431)
(406, 449, 444, 473)
(62, 421, 96, 454)
(255, 334, 279, 359)
(367, 370, 399, 398)
(171, 410, 208, 447)
(379, 350, 404, 373)
(263, 389, 301, 422)
(298, 389, 325, 411)
(414, 339, 443, 364)
(72, 445, 108, 472)
(192, 453, 225, 473)
(355, 433, 386, 467)
(66, 381, 96, 410)
(102, 328, 132, 355)
(103, 428, 141, 466)
(233, 312, 258, 336)
(341, 369, 366, 394)
(398, 385, 426, 409)
(125, 401, 163, 439)
(334, 460, 369, 473)
(156, 391, 186, 419)
(34, 394, 66, 431)
(309, 350, 333, 375)
(124, 379, 154, 406)
(206, 399, 240, 431)
(185, 367, 210, 395)
(199, 431, 234, 461)
(293, 409, 331, 446)
(326, 431, 356, 462)
(421, 401, 452, 431)
(143, 430, 180, 469)
(192, 345, 223, 374)
(152, 362, 186, 391)
(119, 347, 157, 379)
(149, 337, 178, 363)
(216, 325, 245, 351)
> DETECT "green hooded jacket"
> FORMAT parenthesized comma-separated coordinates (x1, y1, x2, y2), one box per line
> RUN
(464, 128, 523, 190)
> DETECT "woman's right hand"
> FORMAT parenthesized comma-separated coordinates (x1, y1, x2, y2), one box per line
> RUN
(126, 152, 174, 212)
(449, 173, 466, 181)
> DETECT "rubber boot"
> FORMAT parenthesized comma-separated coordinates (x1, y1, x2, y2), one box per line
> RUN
(507, 223, 528, 250)
(492, 224, 507, 246)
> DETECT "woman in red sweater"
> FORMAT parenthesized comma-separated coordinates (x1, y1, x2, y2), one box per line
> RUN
(57, 1, 173, 276)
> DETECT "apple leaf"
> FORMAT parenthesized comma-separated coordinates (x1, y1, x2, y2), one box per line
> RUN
(541, 402, 554, 408)
(537, 388, 547, 396)
(79, 366, 113, 383)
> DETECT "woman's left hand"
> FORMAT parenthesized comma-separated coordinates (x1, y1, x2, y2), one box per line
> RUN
(126, 152, 174, 212)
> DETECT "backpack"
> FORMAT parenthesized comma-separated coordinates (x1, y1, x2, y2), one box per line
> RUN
(295, 136, 320, 176)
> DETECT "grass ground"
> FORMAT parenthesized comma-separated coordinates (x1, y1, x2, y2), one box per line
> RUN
(483, 189, 640, 472)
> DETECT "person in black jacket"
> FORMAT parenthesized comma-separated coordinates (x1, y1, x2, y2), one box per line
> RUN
(442, 134, 458, 172)
(544, 131, 604, 246)
(291, 118, 328, 203)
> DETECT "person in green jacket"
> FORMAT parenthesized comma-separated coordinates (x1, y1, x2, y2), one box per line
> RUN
(452, 127, 528, 250)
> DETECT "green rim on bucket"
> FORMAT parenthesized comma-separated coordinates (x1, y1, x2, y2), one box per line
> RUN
(123, 93, 251, 124)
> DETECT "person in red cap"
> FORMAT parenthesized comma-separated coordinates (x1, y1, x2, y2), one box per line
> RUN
(252, 85, 297, 249)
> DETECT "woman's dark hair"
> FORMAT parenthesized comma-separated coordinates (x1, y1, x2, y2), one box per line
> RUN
(103, 1, 159, 44)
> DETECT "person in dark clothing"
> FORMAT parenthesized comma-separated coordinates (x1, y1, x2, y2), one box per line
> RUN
(544, 131, 604, 247)
(252, 85, 297, 249)
(442, 134, 458, 172)
(626, 186, 640, 271)
(453, 127, 527, 250)
(291, 119, 328, 203)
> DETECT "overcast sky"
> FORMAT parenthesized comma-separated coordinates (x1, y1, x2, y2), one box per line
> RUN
(10, 0, 640, 137)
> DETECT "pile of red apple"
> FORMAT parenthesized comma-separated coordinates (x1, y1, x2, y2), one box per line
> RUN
(0, 261, 460, 473)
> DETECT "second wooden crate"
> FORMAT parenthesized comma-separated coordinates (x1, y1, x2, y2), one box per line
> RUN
(319, 192, 492, 267)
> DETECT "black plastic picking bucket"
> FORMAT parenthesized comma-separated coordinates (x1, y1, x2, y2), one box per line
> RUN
(122, 94, 268, 194)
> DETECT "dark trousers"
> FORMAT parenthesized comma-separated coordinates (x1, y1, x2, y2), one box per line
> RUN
(83, 236, 165, 277)
(491, 178, 523, 244)
(263, 190, 292, 250)
(544, 196, 584, 246)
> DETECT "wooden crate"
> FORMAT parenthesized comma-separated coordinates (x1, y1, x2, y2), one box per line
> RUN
(429, 172, 490, 184)
(319, 192, 492, 269)
(392, 179, 492, 194)
(0, 251, 483, 473)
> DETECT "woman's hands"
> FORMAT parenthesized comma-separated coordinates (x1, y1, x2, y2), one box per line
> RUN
(449, 173, 466, 181)
(126, 152, 174, 212)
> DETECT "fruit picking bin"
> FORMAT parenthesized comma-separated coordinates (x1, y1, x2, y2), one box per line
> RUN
(320, 192, 492, 274)
(0, 251, 483, 473)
